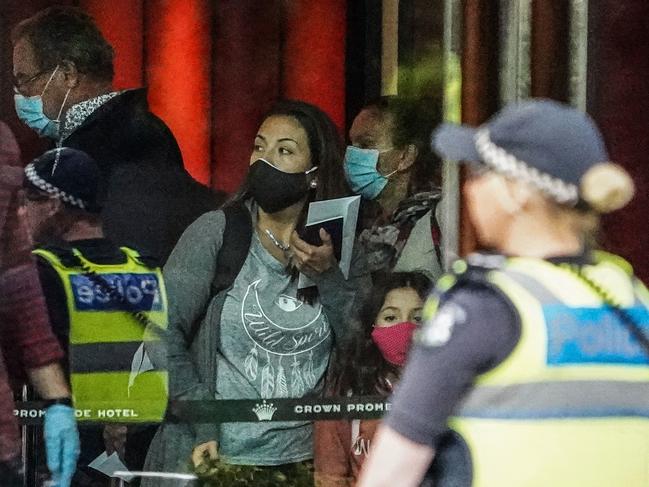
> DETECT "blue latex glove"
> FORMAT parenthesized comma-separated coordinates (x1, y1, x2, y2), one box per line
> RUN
(44, 404, 80, 487)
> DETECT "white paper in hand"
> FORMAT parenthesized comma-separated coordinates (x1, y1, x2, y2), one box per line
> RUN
(298, 195, 360, 289)
(88, 451, 136, 482)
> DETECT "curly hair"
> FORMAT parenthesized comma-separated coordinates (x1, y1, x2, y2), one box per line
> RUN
(12, 6, 114, 82)
(363, 96, 443, 192)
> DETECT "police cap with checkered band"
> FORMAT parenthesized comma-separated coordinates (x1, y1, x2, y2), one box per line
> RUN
(24, 147, 102, 213)
(431, 98, 635, 213)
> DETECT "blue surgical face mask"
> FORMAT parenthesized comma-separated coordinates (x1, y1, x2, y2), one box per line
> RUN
(343, 145, 397, 200)
(14, 66, 70, 139)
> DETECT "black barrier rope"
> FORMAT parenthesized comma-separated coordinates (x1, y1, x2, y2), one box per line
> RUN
(15, 396, 391, 425)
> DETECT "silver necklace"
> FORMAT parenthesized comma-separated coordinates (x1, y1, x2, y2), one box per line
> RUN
(264, 228, 290, 252)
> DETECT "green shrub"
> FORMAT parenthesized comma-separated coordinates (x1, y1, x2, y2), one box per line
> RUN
(194, 458, 314, 487)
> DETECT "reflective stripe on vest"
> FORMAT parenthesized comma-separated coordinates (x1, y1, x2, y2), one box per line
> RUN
(447, 253, 649, 487)
(33, 247, 168, 422)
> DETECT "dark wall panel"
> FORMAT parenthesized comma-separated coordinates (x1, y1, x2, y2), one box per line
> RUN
(212, 0, 282, 193)
(589, 0, 649, 283)
(530, 0, 569, 101)
(460, 0, 501, 255)
(283, 0, 347, 132)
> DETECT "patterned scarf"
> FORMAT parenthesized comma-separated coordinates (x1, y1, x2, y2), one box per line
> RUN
(359, 189, 442, 274)
(59, 91, 120, 142)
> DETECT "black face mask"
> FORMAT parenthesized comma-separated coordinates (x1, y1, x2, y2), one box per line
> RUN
(247, 159, 317, 213)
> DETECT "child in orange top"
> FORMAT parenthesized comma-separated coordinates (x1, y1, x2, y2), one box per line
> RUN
(314, 272, 431, 486)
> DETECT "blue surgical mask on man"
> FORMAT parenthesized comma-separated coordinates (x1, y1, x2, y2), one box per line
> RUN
(343, 145, 397, 200)
(14, 66, 70, 139)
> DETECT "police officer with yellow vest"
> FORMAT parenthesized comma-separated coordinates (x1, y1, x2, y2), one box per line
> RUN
(358, 99, 649, 487)
(23, 147, 168, 484)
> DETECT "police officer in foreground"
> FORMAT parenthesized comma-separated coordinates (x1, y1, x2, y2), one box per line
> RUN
(358, 99, 649, 487)
(23, 148, 168, 486)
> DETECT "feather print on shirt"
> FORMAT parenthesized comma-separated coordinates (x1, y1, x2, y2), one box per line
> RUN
(291, 355, 306, 397)
(239, 279, 333, 398)
(275, 357, 289, 397)
(260, 351, 275, 398)
(244, 345, 259, 381)
(302, 350, 316, 388)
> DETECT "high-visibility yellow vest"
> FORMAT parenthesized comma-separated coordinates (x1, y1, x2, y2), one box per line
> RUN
(430, 252, 649, 487)
(34, 246, 168, 423)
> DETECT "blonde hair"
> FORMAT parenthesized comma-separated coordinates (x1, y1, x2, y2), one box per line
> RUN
(580, 162, 635, 214)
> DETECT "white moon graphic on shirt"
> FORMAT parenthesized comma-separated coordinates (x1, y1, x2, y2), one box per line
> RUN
(241, 279, 331, 356)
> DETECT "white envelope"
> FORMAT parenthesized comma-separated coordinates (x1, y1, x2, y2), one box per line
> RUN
(298, 195, 361, 289)
(88, 451, 135, 482)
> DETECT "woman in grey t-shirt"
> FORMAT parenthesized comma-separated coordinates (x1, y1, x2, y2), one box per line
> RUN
(144, 100, 369, 485)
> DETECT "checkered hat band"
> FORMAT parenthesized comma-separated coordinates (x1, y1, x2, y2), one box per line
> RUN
(474, 129, 579, 205)
(24, 163, 87, 210)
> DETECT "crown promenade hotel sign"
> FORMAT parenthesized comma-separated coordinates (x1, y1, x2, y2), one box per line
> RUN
(16, 397, 392, 425)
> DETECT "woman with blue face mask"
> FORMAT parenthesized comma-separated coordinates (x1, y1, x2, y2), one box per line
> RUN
(343, 96, 444, 282)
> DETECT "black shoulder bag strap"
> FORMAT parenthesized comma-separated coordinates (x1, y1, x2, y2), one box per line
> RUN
(187, 203, 253, 344)
(211, 203, 253, 295)
(560, 262, 649, 359)
(429, 200, 443, 269)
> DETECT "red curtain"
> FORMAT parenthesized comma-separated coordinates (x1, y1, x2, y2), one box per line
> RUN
(282, 0, 347, 132)
(3, 0, 348, 190)
(211, 1, 282, 193)
(144, 0, 213, 186)
(79, 0, 143, 90)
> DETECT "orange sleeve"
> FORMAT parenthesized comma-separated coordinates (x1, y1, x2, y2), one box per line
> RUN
(313, 420, 353, 487)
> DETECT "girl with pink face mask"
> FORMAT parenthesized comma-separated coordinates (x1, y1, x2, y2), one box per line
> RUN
(313, 272, 431, 487)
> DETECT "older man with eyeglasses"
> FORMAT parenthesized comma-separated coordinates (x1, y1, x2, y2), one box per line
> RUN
(11, 6, 224, 265)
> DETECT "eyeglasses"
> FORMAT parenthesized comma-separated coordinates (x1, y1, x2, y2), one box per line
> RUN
(13, 67, 55, 93)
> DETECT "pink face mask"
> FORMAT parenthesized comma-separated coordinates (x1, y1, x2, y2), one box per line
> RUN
(371, 322, 418, 366)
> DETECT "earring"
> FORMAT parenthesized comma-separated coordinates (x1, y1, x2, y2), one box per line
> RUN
(309, 179, 318, 188)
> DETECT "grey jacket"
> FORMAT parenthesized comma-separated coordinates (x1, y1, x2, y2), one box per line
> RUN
(142, 209, 369, 485)
(393, 209, 443, 282)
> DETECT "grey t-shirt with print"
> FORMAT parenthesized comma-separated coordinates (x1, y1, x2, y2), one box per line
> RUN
(216, 230, 333, 465)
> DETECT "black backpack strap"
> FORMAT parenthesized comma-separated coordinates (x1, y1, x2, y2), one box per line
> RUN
(187, 203, 253, 345)
(212, 203, 253, 294)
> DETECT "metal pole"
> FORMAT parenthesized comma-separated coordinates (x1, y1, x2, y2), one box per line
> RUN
(440, 0, 463, 267)
(499, 0, 532, 104)
(568, 0, 589, 110)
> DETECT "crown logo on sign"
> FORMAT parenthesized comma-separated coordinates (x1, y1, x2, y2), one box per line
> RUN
(252, 400, 277, 421)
